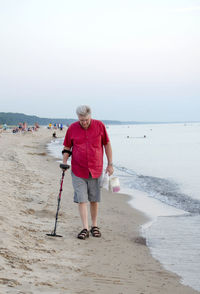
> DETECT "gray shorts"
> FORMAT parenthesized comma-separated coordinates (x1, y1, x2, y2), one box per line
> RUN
(71, 172, 102, 203)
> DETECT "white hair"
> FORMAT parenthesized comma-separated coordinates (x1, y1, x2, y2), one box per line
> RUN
(76, 105, 91, 117)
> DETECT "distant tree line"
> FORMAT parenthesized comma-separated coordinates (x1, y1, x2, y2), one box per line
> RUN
(0, 112, 125, 126)
(0, 112, 76, 126)
(0, 112, 176, 126)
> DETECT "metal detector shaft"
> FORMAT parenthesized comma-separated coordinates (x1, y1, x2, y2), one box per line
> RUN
(47, 164, 70, 237)
(51, 170, 65, 235)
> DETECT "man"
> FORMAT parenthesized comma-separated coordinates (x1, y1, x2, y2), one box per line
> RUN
(62, 105, 114, 240)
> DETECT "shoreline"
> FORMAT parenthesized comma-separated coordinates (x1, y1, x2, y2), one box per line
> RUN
(0, 127, 198, 293)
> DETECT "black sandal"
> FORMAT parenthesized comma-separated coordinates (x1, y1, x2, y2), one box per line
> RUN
(77, 229, 89, 240)
(90, 226, 101, 238)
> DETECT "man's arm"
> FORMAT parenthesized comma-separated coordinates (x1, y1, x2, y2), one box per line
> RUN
(104, 142, 114, 176)
(62, 146, 71, 164)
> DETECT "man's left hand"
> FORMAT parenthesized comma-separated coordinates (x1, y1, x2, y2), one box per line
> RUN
(106, 165, 114, 176)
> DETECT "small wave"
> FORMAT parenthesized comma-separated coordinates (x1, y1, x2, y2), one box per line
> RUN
(116, 165, 200, 214)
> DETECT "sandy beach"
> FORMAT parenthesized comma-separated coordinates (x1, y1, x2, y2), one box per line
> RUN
(0, 127, 199, 294)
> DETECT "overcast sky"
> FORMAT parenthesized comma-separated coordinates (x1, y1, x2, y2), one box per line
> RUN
(0, 0, 199, 121)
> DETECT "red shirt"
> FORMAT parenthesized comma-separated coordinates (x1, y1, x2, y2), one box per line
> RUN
(63, 119, 110, 178)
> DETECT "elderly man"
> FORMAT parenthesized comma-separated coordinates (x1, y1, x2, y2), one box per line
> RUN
(62, 105, 114, 240)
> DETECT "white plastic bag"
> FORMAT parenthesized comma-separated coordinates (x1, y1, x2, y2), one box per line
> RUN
(100, 172, 109, 190)
(109, 176, 120, 193)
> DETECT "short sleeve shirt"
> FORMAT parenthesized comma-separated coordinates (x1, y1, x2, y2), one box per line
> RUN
(63, 119, 110, 179)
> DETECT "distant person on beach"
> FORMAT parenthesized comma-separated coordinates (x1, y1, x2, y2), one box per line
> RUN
(52, 132, 57, 138)
(62, 105, 114, 240)
(3, 124, 7, 130)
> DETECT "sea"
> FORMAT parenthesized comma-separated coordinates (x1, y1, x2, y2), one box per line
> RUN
(47, 122, 200, 292)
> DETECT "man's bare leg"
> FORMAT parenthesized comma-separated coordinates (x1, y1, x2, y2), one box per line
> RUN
(78, 202, 89, 230)
(90, 202, 101, 237)
(90, 202, 98, 227)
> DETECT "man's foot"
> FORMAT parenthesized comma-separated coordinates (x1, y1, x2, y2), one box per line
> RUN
(77, 229, 89, 240)
(90, 226, 101, 237)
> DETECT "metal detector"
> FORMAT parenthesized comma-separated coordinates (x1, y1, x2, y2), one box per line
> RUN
(46, 163, 70, 237)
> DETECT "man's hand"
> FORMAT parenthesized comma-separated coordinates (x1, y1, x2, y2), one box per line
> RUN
(106, 164, 114, 176)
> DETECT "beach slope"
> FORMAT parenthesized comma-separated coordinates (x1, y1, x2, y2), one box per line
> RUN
(0, 128, 198, 294)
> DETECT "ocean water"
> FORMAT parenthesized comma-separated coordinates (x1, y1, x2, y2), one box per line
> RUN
(47, 123, 200, 292)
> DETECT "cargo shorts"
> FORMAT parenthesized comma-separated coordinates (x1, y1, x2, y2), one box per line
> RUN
(71, 172, 102, 203)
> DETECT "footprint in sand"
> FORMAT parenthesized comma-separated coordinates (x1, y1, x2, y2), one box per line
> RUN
(22, 209, 35, 215)
(0, 278, 21, 287)
(35, 209, 65, 218)
(27, 152, 47, 156)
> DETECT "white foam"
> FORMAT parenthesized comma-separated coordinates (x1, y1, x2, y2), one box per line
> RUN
(124, 187, 187, 219)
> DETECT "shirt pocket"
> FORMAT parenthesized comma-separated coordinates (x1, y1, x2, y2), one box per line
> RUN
(90, 134, 101, 147)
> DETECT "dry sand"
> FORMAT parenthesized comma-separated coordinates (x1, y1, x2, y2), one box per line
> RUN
(0, 127, 199, 294)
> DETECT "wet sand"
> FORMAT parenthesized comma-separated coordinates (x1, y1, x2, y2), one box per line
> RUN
(0, 127, 198, 294)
